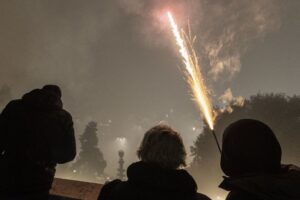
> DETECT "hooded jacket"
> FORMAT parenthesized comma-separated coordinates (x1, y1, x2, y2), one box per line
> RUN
(220, 165, 300, 200)
(0, 88, 76, 195)
(99, 161, 211, 200)
(219, 119, 300, 200)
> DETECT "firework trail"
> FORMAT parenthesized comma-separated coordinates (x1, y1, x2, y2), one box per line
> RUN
(167, 12, 215, 130)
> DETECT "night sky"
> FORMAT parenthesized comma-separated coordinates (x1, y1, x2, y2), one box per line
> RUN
(0, 0, 299, 197)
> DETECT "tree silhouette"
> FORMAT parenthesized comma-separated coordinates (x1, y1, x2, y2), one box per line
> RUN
(190, 93, 300, 193)
(73, 121, 106, 181)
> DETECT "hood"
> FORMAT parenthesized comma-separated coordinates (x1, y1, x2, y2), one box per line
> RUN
(127, 161, 197, 194)
(220, 165, 300, 200)
(22, 89, 62, 111)
(221, 119, 282, 177)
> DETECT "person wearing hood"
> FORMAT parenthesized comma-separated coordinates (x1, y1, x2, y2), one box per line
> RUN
(98, 124, 211, 200)
(219, 119, 300, 200)
(0, 85, 76, 200)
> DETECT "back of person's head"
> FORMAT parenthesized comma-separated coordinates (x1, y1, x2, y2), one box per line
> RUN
(42, 85, 62, 98)
(221, 119, 282, 177)
(22, 85, 63, 110)
(137, 124, 186, 169)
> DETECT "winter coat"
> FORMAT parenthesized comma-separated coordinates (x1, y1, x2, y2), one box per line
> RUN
(219, 165, 300, 200)
(0, 88, 76, 196)
(98, 161, 211, 200)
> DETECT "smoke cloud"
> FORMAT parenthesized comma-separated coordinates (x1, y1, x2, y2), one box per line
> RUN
(219, 88, 244, 113)
(0, 0, 119, 95)
(116, 0, 283, 80)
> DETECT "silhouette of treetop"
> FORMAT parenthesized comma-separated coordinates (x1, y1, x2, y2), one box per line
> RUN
(73, 121, 106, 180)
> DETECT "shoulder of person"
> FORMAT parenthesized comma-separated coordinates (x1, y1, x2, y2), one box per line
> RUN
(49, 108, 73, 122)
(195, 192, 212, 200)
(59, 109, 73, 119)
(98, 179, 123, 200)
(2, 99, 22, 110)
(226, 190, 259, 200)
(0, 99, 23, 117)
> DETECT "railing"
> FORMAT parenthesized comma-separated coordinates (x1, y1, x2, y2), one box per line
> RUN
(50, 178, 103, 200)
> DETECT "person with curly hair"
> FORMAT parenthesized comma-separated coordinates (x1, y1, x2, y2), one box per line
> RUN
(99, 124, 210, 200)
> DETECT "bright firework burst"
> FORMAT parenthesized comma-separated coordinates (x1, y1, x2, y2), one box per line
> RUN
(167, 12, 215, 130)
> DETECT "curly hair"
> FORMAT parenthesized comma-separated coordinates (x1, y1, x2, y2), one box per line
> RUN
(137, 124, 187, 169)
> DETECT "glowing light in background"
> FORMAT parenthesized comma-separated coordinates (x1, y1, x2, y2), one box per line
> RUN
(167, 12, 215, 130)
(215, 196, 225, 200)
(115, 137, 127, 149)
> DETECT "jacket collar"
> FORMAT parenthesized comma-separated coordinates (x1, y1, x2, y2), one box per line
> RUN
(219, 165, 300, 200)
(127, 161, 197, 193)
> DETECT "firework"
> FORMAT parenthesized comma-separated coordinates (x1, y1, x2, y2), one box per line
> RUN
(167, 12, 214, 130)
(167, 12, 221, 153)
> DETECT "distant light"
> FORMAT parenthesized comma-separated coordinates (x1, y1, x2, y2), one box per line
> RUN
(192, 127, 196, 131)
(165, 114, 169, 118)
(73, 170, 77, 173)
(116, 137, 127, 147)
(216, 196, 224, 200)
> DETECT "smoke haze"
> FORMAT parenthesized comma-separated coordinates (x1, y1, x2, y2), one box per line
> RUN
(116, 0, 283, 81)
(0, 0, 299, 198)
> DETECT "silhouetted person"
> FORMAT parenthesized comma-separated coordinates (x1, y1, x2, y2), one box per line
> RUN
(98, 124, 211, 200)
(0, 85, 76, 200)
(219, 119, 300, 200)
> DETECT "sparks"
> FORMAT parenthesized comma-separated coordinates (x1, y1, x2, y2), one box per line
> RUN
(167, 12, 215, 130)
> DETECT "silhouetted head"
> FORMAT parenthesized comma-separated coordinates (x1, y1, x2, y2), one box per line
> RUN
(42, 85, 62, 98)
(221, 119, 282, 177)
(137, 124, 187, 169)
(22, 85, 63, 110)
